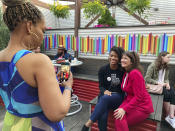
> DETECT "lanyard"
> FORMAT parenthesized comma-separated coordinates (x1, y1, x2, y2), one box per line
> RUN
(122, 73, 128, 88)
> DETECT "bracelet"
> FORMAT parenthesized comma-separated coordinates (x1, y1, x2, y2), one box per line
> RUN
(65, 86, 73, 93)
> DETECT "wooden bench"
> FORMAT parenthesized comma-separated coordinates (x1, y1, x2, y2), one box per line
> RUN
(89, 94, 164, 131)
(71, 75, 164, 130)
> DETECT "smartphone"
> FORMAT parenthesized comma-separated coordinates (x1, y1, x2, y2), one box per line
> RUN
(60, 62, 70, 73)
(57, 62, 70, 83)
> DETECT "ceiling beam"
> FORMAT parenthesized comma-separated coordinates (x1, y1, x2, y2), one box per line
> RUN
(118, 4, 149, 25)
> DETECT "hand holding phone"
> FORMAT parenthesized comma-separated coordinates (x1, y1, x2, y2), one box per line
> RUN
(57, 62, 70, 83)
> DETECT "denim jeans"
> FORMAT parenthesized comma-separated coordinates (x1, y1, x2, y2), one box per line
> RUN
(90, 93, 124, 131)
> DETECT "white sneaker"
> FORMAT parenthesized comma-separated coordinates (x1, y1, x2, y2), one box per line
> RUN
(165, 116, 175, 129)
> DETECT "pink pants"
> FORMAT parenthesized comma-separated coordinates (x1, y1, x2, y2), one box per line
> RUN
(115, 109, 149, 131)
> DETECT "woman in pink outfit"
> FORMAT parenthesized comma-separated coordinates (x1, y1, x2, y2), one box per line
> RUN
(114, 51, 154, 131)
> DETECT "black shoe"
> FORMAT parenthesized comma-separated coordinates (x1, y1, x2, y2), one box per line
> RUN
(81, 125, 89, 131)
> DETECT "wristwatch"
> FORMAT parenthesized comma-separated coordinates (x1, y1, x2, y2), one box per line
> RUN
(65, 86, 73, 93)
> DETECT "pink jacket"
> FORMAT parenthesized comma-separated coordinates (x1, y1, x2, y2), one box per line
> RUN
(120, 69, 154, 114)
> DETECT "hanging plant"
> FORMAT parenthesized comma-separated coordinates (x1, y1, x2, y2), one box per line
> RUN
(50, 1, 70, 19)
(126, 0, 151, 18)
(82, 0, 106, 20)
(97, 9, 117, 27)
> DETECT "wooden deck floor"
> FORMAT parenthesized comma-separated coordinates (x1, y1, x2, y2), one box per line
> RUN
(0, 101, 174, 131)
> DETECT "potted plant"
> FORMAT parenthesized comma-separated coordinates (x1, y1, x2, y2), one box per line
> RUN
(50, 1, 70, 19)
(82, 0, 106, 21)
(126, 0, 151, 19)
(97, 9, 117, 27)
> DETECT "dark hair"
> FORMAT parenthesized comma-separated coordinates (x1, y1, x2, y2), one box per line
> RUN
(3, 1, 43, 32)
(110, 46, 125, 64)
(123, 51, 144, 75)
(155, 51, 170, 70)
(109, 46, 125, 71)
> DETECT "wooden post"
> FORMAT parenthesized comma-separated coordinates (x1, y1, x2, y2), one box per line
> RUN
(112, 6, 116, 19)
(74, 0, 81, 58)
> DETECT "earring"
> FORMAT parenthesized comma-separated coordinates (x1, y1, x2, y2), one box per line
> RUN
(30, 31, 39, 39)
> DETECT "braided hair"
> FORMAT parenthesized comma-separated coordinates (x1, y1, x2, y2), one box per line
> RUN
(2, 0, 43, 32)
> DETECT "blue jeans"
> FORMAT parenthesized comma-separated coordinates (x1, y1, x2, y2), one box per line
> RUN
(90, 93, 124, 131)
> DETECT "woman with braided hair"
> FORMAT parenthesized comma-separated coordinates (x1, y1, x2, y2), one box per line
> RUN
(0, 0, 73, 131)
(114, 51, 154, 131)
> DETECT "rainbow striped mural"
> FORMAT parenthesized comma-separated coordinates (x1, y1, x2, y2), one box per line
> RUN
(43, 33, 175, 56)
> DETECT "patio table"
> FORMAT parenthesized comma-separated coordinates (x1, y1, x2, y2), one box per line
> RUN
(52, 59, 83, 116)
(52, 60, 83, 67)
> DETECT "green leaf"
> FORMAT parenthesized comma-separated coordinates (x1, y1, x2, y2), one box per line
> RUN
(0, 10, 9, 50)
(98, 9, 117, 27)
(50, 3, 70, 19)
(126, 0, 151, 18)
(82, 0, 106, 19)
